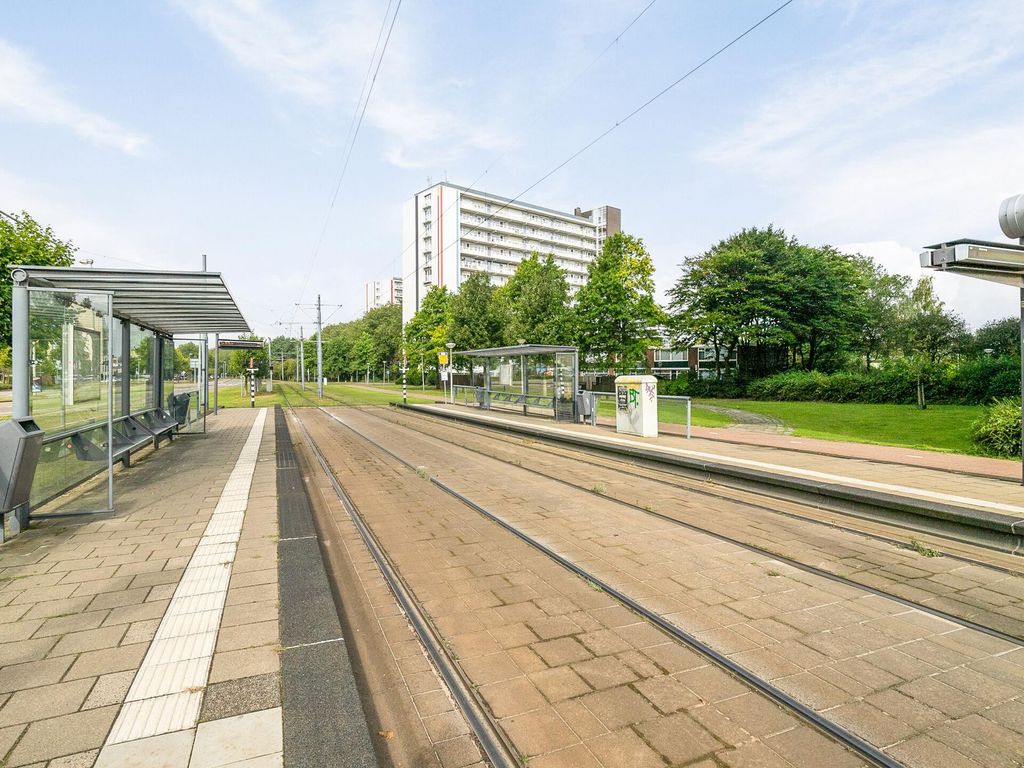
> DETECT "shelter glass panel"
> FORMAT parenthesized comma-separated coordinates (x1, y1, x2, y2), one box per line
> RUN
(129, 324, 157, 413)
(28, 290, 112, 506)
(28, 290, 110, 433)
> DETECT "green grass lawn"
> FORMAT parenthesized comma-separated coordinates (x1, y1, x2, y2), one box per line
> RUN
(213, 380, 436, 409)
(699, 399, 987, 455)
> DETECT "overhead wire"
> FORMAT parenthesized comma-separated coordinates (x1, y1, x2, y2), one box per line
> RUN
(389, 0, 795, 293)
(380, 0, 662, 282)
(291, 0, 403, 318)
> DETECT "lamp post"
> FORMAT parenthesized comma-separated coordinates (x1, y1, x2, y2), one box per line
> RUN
(446, 341, 456, 404)
(920, 193, 1024, 484)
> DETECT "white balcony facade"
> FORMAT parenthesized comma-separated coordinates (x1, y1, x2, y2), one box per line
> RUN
(402, 183, 610, 325)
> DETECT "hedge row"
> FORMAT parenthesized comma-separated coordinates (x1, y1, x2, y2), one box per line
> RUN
(971, 398, 1022, 457)
(657, 356, 1019, 405)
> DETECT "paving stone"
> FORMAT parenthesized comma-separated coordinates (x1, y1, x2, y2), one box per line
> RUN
(208, 645, 280, 684)
(94, 728, 195, 767)
(0, 656, 75, 693)
(83, 670, 135, 710)
(637, 711, 725, 764)
(529, 667, 591, 703)
(48, 625, 128, 658)
(578, 685, 659, 730)
(6, 704, 118, 766)
(64, 642, 148, 680)
(200, 672, 282, 722)
(586, 727, 664, 768)
(0, 677, 94, 727)
(0, 637, 57, 667)
(499, 708, 578, 757)
(478, 677, 546, 718)
(190, 707, 283, 768)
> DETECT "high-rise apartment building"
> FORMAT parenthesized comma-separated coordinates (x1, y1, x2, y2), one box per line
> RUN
(401, 182, 620, 324)
(364, 277, 402, 312)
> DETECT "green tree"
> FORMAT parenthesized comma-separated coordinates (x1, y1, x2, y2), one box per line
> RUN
(0, 211, 76, 349)
(971, 317, 1019, 359)
(363, 303, 403, 369)
(350, 332, 376, 378)
(852, 261, 911, 371)
(669, 227, 794, 378)
(575, 232, 663, 371)
(405, 286, 452, 385)
(498, 253, 572, 345)
(899, 277, 968, 408)
(449, 271, 505, 351)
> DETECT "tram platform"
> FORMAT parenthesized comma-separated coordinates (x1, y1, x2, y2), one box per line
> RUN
(0, 407, 375, 768)
(406, 403, 1024, 546)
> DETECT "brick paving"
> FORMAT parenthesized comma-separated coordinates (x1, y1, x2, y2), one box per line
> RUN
(290, 410, 484, 768)
(382, 406, 1024, 639)
(302, 409, 869, 767)
(337, 407, 1024, 768)
(0, 409, 283, 768)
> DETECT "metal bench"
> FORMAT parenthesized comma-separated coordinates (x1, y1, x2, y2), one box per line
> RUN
(136, 408, 178, 444)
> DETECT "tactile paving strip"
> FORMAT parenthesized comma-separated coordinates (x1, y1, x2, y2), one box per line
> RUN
(105, 408, 268, 745)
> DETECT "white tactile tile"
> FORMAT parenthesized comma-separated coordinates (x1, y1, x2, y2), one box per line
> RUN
(127, 655, 212, 701)
(155, 609, 224, 640)
(104, 409, 268, 747)
(107, 691, 204, 744)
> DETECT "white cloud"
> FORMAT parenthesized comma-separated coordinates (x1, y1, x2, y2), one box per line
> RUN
(0, 167, 174, 270)
(0, 39, 148, 155)
(705, 0, 1024, 172)
(176, 0, 516, 169)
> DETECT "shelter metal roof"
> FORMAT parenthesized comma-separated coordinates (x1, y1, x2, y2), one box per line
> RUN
(13, 266, 251, 335)
(457, 344, 578, 357)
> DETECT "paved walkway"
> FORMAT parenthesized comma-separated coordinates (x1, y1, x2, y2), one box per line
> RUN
(418, 404, 1024, 515)
(0, 408, 283, 768)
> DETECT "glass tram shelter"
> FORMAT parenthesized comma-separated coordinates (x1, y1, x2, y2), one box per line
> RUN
(5, 265, 250, 535)
(453, 344, 580, 422)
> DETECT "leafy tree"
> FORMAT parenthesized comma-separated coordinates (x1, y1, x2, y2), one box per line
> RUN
(498, 253, 571, 345)
(574, 232, 663, 370)
(971, 317, 1019, 359)
(362, 303, 402, 369)
(0, 211, 76, 349)
(350, 332, 375, 377)
(669, 227, 796, 378)
(405, 286, 452, 383)
(898, 277, 967, 408)
(449, 271, 504, 351)
(852, 261, 911, 371)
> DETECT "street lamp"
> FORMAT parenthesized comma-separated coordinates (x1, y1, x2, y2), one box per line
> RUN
(445, 341, 456, 404)
(920, 193, 1024, 483)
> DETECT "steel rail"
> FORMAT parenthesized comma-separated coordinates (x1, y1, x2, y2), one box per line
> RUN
(386, 402, 1022, 573)
(280, 389, 520, 768)
(361, 405, 1024, 646)
(319, 406, 903, 768)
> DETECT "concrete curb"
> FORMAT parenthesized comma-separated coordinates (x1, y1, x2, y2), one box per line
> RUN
(401, 403, 1024, 554)
(275, 407, 377, 768)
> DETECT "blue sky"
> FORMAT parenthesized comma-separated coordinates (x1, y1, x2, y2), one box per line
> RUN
(2, 0, 1023, 337)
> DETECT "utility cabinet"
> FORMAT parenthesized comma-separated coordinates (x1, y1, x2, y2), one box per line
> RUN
(614, 375, 658, 437)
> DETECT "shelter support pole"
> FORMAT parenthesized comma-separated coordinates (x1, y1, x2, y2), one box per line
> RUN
(213, 334, 219, 415)
(7, 280, 30, 536)
(522, 354, 527, 416)
(121, 323, 131, 421)
(11, 280, 29, 419)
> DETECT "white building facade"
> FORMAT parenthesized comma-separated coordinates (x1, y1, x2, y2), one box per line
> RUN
(401, 182, 619, 325)
(364, 277, 403, 312)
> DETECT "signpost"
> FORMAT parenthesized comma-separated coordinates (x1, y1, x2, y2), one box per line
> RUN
(246, 356, 256, 409)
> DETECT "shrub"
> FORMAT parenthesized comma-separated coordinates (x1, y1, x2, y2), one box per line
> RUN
(971, 398, 1022, 457)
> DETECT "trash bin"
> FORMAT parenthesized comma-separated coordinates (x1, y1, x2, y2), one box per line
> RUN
(0, 417, 45, 514)
(169, 393, 192, 425)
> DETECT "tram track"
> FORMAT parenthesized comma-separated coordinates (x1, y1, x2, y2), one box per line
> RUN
(299, 403, 900, 767)
(278, 388, 1024, 766)
(279, 386, 520, 768)
(331, 402, 1024, 646)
